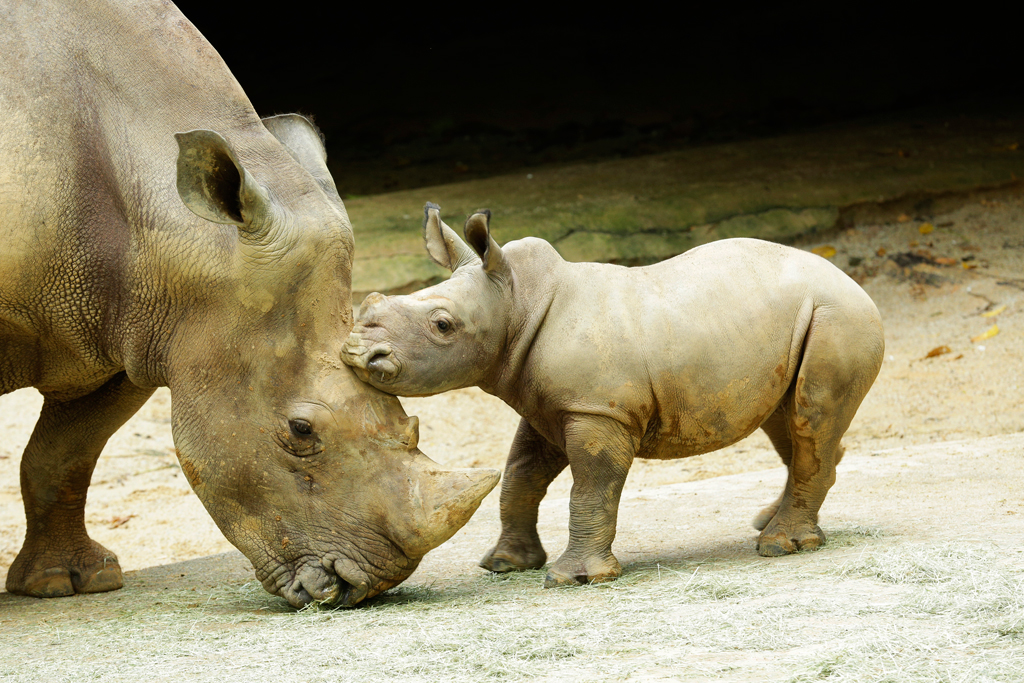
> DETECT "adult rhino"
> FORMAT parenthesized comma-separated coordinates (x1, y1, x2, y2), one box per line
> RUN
(0, 1, 498, 608)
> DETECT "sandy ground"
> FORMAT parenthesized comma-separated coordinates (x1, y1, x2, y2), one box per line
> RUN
(0, 193, 1022, 679)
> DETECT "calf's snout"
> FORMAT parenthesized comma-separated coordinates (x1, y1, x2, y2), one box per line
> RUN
(365, 344, 400, 378)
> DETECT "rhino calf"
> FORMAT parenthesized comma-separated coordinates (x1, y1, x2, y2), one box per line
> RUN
(343, 204, 884, 588)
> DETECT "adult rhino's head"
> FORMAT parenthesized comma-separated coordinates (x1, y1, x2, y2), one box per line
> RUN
(161, 118, 498, 608)
(342, 204, 515, 396)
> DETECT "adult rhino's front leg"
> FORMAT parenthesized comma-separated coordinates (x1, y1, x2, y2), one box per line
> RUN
(481, 418, 567, 573)
(543, 416, 635, 588)
(7, 373, 155, 597)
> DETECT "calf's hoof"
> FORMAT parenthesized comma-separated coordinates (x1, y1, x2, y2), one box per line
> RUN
(757, 524, 826, 557)
(543, 554, 621, 588)
(479, 543, 546, 573)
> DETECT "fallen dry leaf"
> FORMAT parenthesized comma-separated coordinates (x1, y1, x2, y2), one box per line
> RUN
(918, 223, 935, 235)
(897, 213, 911, 223)
(963, 262, 978, 270)
(971, 324, 999, 343)
(1009, 142, 1019, 151)
(924, 345, 951, 359)
(982, 305, 1007, 318)
(109, 514, 136, 529)
(811, 245, 837, 258)
(876, 247, 887, 257)
(934, 257, 958, 266)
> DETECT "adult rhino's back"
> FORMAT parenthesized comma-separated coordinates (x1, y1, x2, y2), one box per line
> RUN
(0, 0, 256, 390)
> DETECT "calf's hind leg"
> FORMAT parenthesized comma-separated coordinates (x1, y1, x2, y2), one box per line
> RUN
(7, 373, 155, 597)
(753, 404, 846, 532)
(752, 405, 793, 532)
(480, 418, 568, 573)
(756, 313, 880, 557)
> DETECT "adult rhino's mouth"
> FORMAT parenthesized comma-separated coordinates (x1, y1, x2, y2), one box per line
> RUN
(259, 551, 417, 609)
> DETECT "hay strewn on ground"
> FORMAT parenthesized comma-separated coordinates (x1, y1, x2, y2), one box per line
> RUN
(3, 535, 1023, 682)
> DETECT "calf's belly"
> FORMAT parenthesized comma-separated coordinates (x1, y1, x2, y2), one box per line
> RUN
(635, 378, 787, 460)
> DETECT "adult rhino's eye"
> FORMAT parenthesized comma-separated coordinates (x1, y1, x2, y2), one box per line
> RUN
(436, 319, 451, 333)
(289, 419, 313, 437)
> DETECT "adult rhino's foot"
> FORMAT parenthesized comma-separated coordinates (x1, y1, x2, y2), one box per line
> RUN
(757, 523, 826, 557)
(6, 539, 122, 597)
(543, 552, 621, 588)
(479, 537, 547, 573)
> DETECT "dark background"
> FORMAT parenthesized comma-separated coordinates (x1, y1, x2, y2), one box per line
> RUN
(174, 4, 1021, 197)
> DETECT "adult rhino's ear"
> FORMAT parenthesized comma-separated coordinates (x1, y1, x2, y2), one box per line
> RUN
(464, 210, 511, 282)
(261, 114, 339, 197)
(423, 202, 478, 272)
(175, 129, 269, 230)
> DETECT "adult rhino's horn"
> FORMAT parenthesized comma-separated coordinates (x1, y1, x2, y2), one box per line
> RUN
(390, 453, 500, 558)
(423, 203, 479, 272)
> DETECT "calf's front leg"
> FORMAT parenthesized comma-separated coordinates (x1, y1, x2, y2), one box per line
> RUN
(481, 418, 567, 572)
(544, 416, 635, 588)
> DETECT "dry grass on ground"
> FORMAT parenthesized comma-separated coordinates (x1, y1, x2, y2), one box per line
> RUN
(3, 534, 1023, 682)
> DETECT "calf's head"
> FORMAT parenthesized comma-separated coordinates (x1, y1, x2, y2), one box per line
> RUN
(343, 204, 513, 396)
(165, 119, 498, 607)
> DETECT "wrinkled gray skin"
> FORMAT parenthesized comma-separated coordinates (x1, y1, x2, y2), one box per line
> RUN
(343, 204, 884, 588)
(0, 2, 498, 608)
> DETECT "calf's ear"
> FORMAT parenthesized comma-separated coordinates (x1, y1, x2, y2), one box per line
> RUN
(423, 202, 478, 271)
(464, 210, 512, 282)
